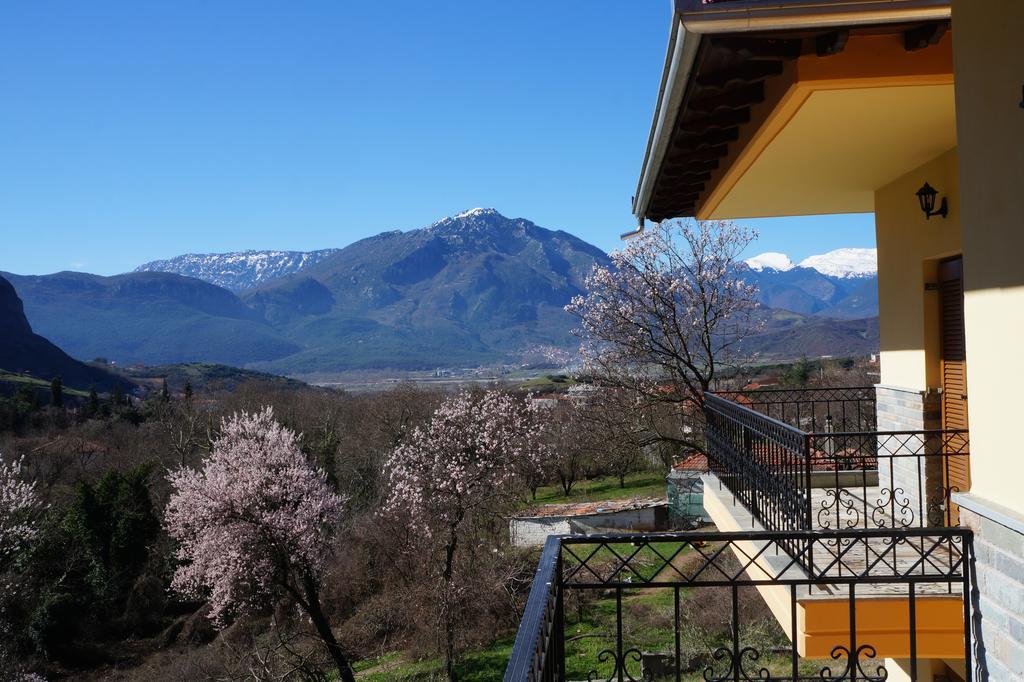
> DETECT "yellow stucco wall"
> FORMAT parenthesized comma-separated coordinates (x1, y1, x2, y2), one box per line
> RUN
(873, 149, 962, 392)
(951, 0, 1024, 511)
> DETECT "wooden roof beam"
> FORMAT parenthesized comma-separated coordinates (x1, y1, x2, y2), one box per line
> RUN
(669, 127, 739, 155)
(689, 82, 765, 115)
(677, 109, 751, 135)
(815, 29, 849, 57)
(649, 203, 697, 221)
(664, 146, 728, 163)
(712, 36, 802, 61)
(661, 160, 719, 178)
(905, 21, 949, 52)
(697, 61, 785, 91)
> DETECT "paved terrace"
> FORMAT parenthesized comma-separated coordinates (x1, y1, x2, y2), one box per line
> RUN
(704, 473, 966, 599)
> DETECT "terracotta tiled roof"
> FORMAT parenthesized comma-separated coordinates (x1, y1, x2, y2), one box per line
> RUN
(673, 453, 709, 471)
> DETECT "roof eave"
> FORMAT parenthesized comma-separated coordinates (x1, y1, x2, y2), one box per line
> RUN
(632, 0, 952, 224)
(632, 17, 703, 225)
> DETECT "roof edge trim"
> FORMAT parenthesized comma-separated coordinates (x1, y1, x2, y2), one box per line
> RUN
(676, 0, 950, 34)
(633, 19, 703, 223)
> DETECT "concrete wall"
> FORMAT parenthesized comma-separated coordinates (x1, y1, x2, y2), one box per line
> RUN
(510, 517, 572, 547)
(948, 2, 1024, 679)
(951, 0, 1024, 516)
(510, 505, 668, 547)
(873, 149, 962, 393)
(873, 148, 962, 532)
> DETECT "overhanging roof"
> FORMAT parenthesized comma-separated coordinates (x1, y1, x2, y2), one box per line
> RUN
(633, 0, 953, 223)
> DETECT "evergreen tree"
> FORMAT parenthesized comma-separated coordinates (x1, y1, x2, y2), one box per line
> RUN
(183, 380, 193, 404)
(782, 357, 812, 388)
(112, 383, 123, 409)
(28, 387, 41, 411)
(160, 379, 170, 403)
(50, 376, 63, 408)
(88, 385, 100, 415)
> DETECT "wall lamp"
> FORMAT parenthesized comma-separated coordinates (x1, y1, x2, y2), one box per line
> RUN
(916, 182, 948, 220)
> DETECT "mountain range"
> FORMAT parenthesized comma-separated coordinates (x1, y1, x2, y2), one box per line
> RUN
(1, 271, 301, 367)
(1, 210, 881, 377)
(739, 249, 878, 319)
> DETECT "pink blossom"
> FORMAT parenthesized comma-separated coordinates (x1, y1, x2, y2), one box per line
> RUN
(0, 455, 43, 571)
(382, 390, 548, 538)
(565, 220, 761, 448)
(164, 407, 347, 627)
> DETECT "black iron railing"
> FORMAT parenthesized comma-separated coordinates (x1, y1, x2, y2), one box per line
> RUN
(505, 528, 974, 682)
(704, 388, 970, 574)
(712, 386, 877, 433)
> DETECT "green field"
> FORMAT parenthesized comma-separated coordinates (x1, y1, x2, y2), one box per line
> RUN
(529, 471, 667, 507)
(0, 371, 91, 397)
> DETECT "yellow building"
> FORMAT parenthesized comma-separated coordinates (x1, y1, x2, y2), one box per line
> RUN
(628, 1, 1022, 680)
(505, 1, 1022, 681)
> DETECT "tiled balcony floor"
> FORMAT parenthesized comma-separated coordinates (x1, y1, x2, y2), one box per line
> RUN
(705, 475, 965, 598)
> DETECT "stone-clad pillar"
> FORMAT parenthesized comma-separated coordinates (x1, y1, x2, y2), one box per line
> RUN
(875, 385, 943, 527)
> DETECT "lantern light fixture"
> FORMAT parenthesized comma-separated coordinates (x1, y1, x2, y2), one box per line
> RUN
(916, 182, 948, 220)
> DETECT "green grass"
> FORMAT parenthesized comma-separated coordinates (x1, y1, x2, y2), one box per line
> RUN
(515, 374, 578, 390)
(530, 471, 667, 506)
(0, 371, 91, 397)
(351, 639, 515, 681)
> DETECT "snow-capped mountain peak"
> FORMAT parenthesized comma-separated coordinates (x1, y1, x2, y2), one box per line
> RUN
(453, 207, 497, 219)
(744, 252, 795, 272)
(798, 248, 877, 279)
(135, 248, 341, 292)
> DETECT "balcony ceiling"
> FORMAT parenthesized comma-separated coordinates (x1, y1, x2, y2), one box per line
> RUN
(702, 82, 956, 219)
(641, 21, 955, 222)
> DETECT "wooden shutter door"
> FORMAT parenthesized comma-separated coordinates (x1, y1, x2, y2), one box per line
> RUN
(938, 257, 970, 515)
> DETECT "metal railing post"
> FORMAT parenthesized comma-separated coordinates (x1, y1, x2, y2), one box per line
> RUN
(804, 433, 814, 572)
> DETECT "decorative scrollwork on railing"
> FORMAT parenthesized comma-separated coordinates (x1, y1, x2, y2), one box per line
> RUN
(703, 647, 736, 682)
(738, 647, 771, 682)
(871, 487, 915, 528)
(701, 646, 772, 682)
(818, 488, 861, 529)
(587, 647, 649, 682)
(926, 485, 961, 527)
(819, 645, 888, 681)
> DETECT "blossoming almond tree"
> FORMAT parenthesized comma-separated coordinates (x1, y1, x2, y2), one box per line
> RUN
(383, 390, 547, 682)
(163, 407, 354, 682)
(0, 456, 42, 573)
(1, 455, 44, 676)
(566, 219, 759, 453)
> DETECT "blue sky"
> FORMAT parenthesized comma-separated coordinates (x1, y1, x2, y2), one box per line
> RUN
(0, 1, 875, 276)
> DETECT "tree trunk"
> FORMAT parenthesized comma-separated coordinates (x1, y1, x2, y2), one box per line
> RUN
(300, 574, 356, 682)
(442, 518, 462, 682)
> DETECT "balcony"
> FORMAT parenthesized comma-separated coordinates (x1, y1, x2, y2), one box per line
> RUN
(505, 388, 974, 681)
(703, 386, 970, 554)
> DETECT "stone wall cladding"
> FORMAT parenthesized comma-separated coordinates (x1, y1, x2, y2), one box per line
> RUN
(961, 507, 1024, 680)
(875, 386, 943, 525)
(875, 385, 941, 432)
